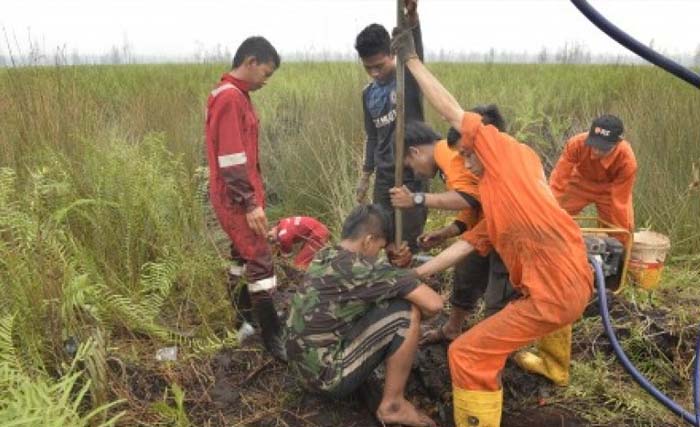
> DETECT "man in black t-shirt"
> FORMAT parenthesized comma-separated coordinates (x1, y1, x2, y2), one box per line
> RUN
(354, 0, 427, 253)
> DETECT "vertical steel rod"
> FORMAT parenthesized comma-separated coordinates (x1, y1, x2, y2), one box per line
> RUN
(394, 0, 406, 247)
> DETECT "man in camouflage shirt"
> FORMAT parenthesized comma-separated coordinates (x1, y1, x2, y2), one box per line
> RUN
(285, 204, 442, 427)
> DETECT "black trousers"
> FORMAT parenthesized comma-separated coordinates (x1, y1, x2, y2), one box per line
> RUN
(451, 251, 519, 316)
(373, 177, 428, 253)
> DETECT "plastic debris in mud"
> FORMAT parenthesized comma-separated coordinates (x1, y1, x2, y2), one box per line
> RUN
(155, 346, 178, 361)
(237, 322, 256, 342)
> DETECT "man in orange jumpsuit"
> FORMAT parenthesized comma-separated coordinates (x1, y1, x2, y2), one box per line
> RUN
(392, 27, 593, 426)
(512, 116, 636, 386)
(549, 115, 637, 246)
(389, 120, 517, 345)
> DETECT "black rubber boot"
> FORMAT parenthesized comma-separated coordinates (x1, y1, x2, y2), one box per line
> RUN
(252, 297, 287, 363)
(228, 273, 255, 327)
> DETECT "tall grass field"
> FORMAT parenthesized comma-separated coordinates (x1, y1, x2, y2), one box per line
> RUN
(1, 62, 699, 425)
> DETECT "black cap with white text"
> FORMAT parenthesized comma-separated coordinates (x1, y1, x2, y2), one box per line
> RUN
(585, 115, 624, 152)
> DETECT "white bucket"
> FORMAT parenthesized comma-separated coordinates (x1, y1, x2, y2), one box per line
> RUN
(628, 231, 671, 290)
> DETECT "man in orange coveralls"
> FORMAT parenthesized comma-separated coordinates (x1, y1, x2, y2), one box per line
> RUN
(549, 115, 637, 246)
(513, 115, 636, 387)
(392, 26, 593, 426)
(389, 120, 517, 345)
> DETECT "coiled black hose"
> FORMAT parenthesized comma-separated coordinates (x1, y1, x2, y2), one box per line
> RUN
(570, 0, 700, 89)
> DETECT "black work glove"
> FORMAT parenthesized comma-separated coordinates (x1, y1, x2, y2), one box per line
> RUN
(391, 26, 418, 64)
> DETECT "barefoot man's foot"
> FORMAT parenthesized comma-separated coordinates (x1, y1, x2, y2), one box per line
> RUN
(376, 398, 437, 427)
(419, 323, 460, 346)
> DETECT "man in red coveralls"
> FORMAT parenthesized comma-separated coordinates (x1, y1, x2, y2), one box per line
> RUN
(205, 36, 285, 361)
(268, 216, 330, 270)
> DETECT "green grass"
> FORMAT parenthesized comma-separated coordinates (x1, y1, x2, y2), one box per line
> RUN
(564, 264, 700, 426)
(0, 61, 699, 425)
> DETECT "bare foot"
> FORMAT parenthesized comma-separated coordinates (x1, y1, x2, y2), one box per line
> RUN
(419, 323, 460, 346)
(376, 398, 437, 427)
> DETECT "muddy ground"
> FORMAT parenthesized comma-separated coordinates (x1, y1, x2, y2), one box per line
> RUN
(112, 325, 585, 427)
(107, 267, 696, 427)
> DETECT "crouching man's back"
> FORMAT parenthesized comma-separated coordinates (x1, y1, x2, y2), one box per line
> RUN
(286, 244, 420, 391)
(284, 204, 441, 427)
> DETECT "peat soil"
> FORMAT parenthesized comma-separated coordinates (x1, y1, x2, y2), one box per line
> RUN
(110, 269, 696, 427)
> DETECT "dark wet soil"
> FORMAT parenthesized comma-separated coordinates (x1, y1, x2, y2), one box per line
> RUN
(109, 268, 696, 427)
(176, 332, 587, 427)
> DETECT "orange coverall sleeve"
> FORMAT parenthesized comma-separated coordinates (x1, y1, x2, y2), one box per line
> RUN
(461, 219, 491, 256)
(459, 112, 514, 180)
(433, 140, 481, 228)
(455, 209, 477, 231)
(459, 112, 482, 154)
(549, 136, 580, 199)
(610, 157, 637, 231)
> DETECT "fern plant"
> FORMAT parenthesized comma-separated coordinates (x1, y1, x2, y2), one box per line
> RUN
(0, 320, 124, 427)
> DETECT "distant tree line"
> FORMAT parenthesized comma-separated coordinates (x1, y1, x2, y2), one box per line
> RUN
(1, 41, 699, 67)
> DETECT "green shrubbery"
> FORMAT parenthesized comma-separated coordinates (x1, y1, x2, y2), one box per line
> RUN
(1, 61, 698, 424)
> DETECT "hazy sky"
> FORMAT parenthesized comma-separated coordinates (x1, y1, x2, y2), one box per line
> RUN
(2, 0, 699, 60)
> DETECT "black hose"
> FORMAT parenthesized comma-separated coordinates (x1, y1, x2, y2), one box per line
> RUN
(573, 0, 699, 421)
(694, 333, 700, 425)
(591, 256, 700, 426)
(570, 0, 700, 89)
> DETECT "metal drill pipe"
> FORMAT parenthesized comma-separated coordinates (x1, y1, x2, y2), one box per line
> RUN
(394, 0, 406, 247)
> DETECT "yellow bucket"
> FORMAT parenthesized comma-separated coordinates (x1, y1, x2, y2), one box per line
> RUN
(628, 231, 671, 290)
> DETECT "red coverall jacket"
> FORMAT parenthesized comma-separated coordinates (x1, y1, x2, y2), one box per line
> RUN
(275, 216, 330, 269)
(205, 74, 273, 288)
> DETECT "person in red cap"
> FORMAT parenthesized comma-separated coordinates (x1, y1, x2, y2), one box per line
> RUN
(268, 216, 330, 270)
(549, 115, 637, 246)
(205, 36, 285, 361)
(392, 25, 593, 427)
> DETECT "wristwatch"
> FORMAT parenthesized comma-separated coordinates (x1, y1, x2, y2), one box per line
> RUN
(412, 192, 425, 206)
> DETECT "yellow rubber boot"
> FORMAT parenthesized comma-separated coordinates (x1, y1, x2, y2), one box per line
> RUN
(513, 324, 572, 386)
(453, 387, 502, 427)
